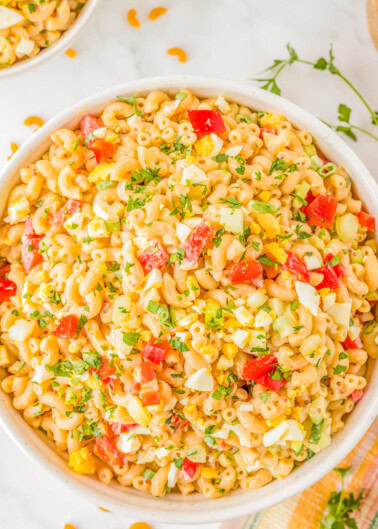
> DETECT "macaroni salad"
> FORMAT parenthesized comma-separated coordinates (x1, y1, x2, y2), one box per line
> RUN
(0, 0, 87, 67)
(0, 90, 377, 499)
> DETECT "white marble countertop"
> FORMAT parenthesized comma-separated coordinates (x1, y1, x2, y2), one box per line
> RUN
(0, 0, 377, 528)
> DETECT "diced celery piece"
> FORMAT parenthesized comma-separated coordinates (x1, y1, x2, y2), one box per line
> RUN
(272, 315, 294, 338)
(170, 307, 186, 326)
(350, 249, 363, 264)
(308, 396, 326, 425)
(303, 144, 317, 157)
(205, 300, 223, 329)
(293, 181, 310, 209)
(220, 206, 243, 234)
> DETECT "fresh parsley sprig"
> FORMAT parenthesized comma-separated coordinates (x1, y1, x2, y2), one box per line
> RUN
(318, 467, 364, 529)
(254, 43, 378, 142)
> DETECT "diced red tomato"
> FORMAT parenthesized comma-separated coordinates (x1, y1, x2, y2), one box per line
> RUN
(243, 355, 277, 381)
(229, 259, 264, 287)
(140, 378, 160, 407)
(256, 371, 286, 391)
(351, 389, 363, 403)
(305, 195, 338, 229)
(181, 458, 199, 480)
(53, 315, 79, 339)
(80, 114, 102, 137)
(315, 265, 340, 291)
(368, 300, 376, 307)
(141, 339, 169, 365)
(259, 128, 277, 140)
(50, 200, 81, 225)
(95, 437, 125, 466)
(187, 110, 226, 136)
(138, 240, 169, 273)
(282, 252, 310, 283)
(300, 191, 316, 214)
(24, 217, 37, 237)
(101, 302, 110, 313)
(89, 139, 116, 164)
(323, 252, 346, 278)
(22, 237, 43, 273)
(110, 423, 138, 436)
(342, 336, 363, 350)
(0, 264, 11, 278)
(181, 221, 213, 263)
(357, 212, 375, 231)
(141, 360, 156, 383)
(0, 279, 17, 302)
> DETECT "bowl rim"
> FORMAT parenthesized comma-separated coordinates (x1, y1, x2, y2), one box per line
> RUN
(0, 0, 100, 78)
(0, 75, 377, 524)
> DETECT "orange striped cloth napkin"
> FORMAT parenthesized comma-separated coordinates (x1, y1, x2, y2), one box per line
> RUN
(221, 418, 377, 529)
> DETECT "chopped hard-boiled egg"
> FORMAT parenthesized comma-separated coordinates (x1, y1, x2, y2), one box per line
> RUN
(327, 302, 351, 328)
(87, 219, 108, 238)
(233, 306, 253, 326)
(247, 291, 268, 311)
(167, 462, 179, 488)
(9, 319, 35, 342)
(185, 368, 214, 392)
(64, 212, 84, 232)
(304, 254, 322, 270)
(15, 37, 34, 57)
(144, 268, 163, 291)
(68, 447, 95, 474)
(225, 423, 251, 448)
(175, 222, 191, 243)
(230, 328, 249, 348)
(255, 311, 273, 328)
(322, 292, 336, 311)
(5, 197, 30, 224)
(92, 126, 107, 139)
(263, 421, 289, 447)
(118, 432, 141, 454)
(220, 206, 243, 234)
(93, 201, 123, 221)
(295, 281, 320, 316)
(248, 330, 267, 350)
(0, 6, 24, 29)
(215, 96, 230, 114)
(181, 164, 208, 185)
(88, 163, 114, 183)
(195, 134, 223, 158)
(225, 145, 243, 157)
(265, 243, 287, 265)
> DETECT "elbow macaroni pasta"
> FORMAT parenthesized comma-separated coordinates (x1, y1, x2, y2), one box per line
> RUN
(0, 0, 87, 68)
(0, 90, 376, 498)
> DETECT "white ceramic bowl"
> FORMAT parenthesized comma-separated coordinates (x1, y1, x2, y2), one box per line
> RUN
(0, 0, 99, 78)
(0, 76, 377, 524)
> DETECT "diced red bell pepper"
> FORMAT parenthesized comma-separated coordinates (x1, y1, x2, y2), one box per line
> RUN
(95, 357, 116, 385)
(300, 191, 316, 214)
(181, 458, 199, 480)
(243, 355, 277, 381)
(0, 264, 11, 278)
(50, 200, 81, 225)
(323, 252, 346, 278)
(89, 139, 116, 164)
(357, 212, 375, 231)
(110, 423, 138, 436)
(141, 360, 156, 383)
(188, 110, 226, 136)
(0, 279, 17, 302)
(282, 252, 310, 283)
(229, 259, 264, 287)
(141, 339, 169, 365)
(95, 437, 125, 466)
(22, 237, 43, 273)
(53, 315, 79, 339)
(171, 413, 189, 432)
(181, 221, 213, 263)
(80, 114, 102, 137)
(140, 378, 160, 407)
(24, 217, 37, 237)
(256, 371, 287, 391)
(342, 336, 363, 350)
(138, 240, 169, 273)
(259, 128, 278, 140)
(304, 195, 338, 229)
(315, 265, 340, 291)
(351, 389, 363, 403)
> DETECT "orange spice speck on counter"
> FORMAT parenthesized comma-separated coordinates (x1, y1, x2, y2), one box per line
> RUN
(129, 523, 152, 529)
(98, 506, 111, 512)
(167, 47, 187, 63)
(24, 116, 44, 130)
(127, 8, 140, 28)
(8, 142, 19, 159)
(65, 48, 77, 58)
(149, 7, 167, 20)
(64, 525, 76, 529)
